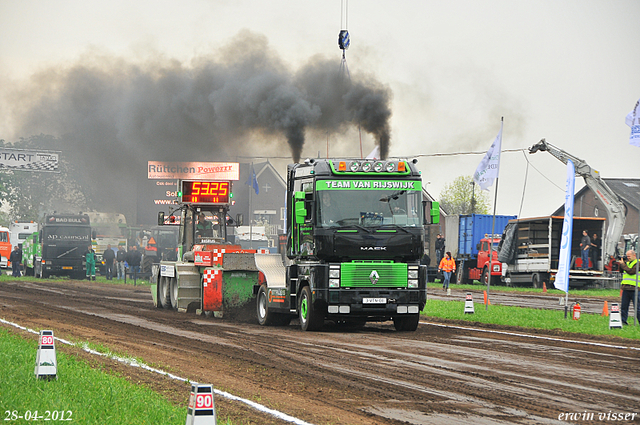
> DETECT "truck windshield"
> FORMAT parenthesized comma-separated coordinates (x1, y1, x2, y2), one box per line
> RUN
(154, 229, 178, 245)
(185, 209, 227, 247)
(93, 224, 124, 237)
(317, 188, 422, 228)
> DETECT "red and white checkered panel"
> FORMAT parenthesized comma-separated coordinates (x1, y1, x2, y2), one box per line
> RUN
(210, 249, 226, 265)
(203, 268, 220, 287)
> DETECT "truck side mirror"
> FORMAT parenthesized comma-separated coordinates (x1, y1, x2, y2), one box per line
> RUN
(157, 212, 165, 226)
(92, 230, 97, 239)
(424, 201, 440, 225)
(235, 214, 243, 226)
(431, 201, 440, 224)
(294, 191, 307, 225)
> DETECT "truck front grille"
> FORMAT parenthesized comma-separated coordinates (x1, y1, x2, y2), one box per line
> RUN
(341, 261, 407, 288)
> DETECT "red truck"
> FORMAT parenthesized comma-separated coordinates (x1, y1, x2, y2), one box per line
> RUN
(445, 214, 516, 285)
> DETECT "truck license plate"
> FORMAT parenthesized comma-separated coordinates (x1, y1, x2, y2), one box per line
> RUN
(363, 298, 387, 304)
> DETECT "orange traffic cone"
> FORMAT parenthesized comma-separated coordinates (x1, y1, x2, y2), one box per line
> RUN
(483, 290, 491, 305)
(602, 301, 609, 317)
(543, 282, 547, 293)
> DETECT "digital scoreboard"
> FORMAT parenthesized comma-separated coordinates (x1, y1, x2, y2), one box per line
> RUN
(180, 180, 231, 204)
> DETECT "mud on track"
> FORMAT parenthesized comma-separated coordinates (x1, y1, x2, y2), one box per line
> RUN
(1, 279, 639, 424)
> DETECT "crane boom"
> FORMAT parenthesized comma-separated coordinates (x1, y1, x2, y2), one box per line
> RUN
(529, 138, 626, 261)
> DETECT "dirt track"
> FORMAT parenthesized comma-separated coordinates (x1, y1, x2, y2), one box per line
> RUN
(1, 278, 640, 424)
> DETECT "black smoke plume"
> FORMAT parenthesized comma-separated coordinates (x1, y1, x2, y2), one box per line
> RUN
(6, 30, 392, 220)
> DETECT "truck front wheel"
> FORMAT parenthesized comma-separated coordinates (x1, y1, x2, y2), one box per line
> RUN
(299, 286, 323, 331)
(393, 314, 420, 331)
(481, 267, 490, 285)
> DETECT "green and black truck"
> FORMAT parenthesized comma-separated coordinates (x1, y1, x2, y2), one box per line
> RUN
(23, 214, 92, 279)
(256, 158, 438, 331)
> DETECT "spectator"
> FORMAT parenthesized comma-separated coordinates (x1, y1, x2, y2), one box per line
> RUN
(127, 245, 142, 277)
(85, 245, 96, 281)
(9, 245, 22, 277)
(435, 234, 445, 267)
(579, 230, 591, 270)
(438, 251, 456, 291)
(420, 251, 431, 283)
(618, 250, 639, 326)
(116, 246, 127, 280)
(102, 244, 116, 280)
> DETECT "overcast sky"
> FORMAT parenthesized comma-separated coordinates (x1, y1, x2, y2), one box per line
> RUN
(1, 0, 639, 218)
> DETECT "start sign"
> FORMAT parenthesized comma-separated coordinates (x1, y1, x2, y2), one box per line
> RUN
(0, 148, 60, 172)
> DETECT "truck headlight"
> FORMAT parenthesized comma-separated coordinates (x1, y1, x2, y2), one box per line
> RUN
(329, 269, 340, 278)
(493, 264, 500, 272)
(329, 279, 340, 288)
(408, 279, 418, 288)
(408, 270, 418, 279)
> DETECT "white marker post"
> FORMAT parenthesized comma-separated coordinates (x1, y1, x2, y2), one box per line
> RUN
(609, 303, 623, 329)
(185, 383, 216, 425)
(464, 293, 475, 314)
(34, 330, 57, 379)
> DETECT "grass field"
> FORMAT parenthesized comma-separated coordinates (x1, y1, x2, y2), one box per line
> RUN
(0, 328, 188, 425)
(426, 281, 626, 298)
(422, 299, 640, 340)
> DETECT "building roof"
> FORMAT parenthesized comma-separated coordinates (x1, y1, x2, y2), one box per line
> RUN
(254, 160, 286, 187)
(553, 177, 640, 215)
(602, 178, 640, 211)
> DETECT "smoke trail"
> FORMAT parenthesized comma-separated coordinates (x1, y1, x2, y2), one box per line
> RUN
(5, 30, 393, 218)
(11, 31, 392, 162)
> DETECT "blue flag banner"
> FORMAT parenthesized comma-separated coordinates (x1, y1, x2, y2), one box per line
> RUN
(626, 98, 640, 147)
(246, 163, 259, 195)
(555, 159, 575, 293)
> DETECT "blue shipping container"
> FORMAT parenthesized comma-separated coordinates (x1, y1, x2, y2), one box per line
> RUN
(458, 214, 516, 257)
